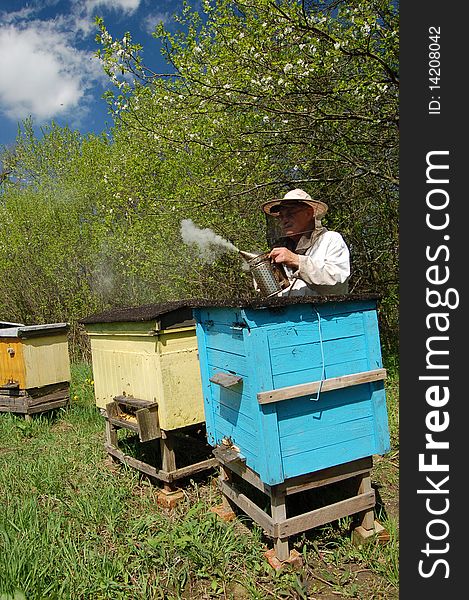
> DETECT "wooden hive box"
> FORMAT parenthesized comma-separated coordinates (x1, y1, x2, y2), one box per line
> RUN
(193, 295, 391, 486)
(80, 301, 205, 431)
(0, 322, 71, 391)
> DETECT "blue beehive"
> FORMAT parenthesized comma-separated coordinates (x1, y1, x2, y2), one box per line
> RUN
(193, 295, 390, 486)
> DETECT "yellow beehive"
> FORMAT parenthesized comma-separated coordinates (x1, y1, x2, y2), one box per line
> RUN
(0, 323, 71, 390)
(80, 303, 204, 431)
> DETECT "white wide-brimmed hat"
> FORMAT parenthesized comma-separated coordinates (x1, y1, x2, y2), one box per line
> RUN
(261, 189, 328, 219)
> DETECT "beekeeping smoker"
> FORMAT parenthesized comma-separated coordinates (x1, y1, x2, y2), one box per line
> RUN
(261, 189, 350, 296)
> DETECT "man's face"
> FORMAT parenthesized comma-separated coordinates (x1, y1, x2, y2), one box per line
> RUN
(276, 203, 315, 238)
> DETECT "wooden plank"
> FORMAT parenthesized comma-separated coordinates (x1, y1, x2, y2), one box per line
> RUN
(218, 479, 275, 536)
(358, 473, 375, 530)
(136, 405, 161, 442)
(203, 323, 246, 355)
(105, 419, 118, 446)
(194, 318, 217, 447)
(213, 446, 270, 494)
(0, 396, 28, 409)
(213, 444, 243, 465)
(168, 458, 218, 482)
(277, 457, 373, 495)
(1, 392, 68, 413)
(257, 368, 387, 405)
(104, 443, 171, 483)
(26, 382, 69, 399)
(270, 489, 289, 561)
(206, 347, 248, 378)
(208, 365, 251, 393)
(280, 417, 374, 458)
(26, 398, 69, 414)
(212, 413, 258, 453)
(282, 435, 376, 480)
(266, 315, 365, 350)
(0, 388, 27, 398)
(107, 416, 140, 433)
(276, 490, 376, 538)
(247, 327, 284, 485)
(160, 435, 177, 474)
(105, 401, 119, 418)
(270, 335, 367, 376)
(272, 358, 370, 391)
(27, 389, 69, 407)
(0, 381, 20, 391)
(209, 372, 243, 388)
(0, 402, 28, 413)
(104, 444, 217, 483)
(114, 396, 157, 409)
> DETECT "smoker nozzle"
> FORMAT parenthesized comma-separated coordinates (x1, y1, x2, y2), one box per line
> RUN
(238, 250, 260, 262)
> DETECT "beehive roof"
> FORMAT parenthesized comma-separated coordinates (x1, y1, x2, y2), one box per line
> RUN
(0, 322, 69, 338)
(79, 294, 380, 325)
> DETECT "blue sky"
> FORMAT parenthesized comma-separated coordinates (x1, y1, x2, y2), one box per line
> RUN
(0, 0, 189, 150)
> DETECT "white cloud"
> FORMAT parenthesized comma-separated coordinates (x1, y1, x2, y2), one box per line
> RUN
(0, 23, 104, 123)
(69, 0, 142, 38)
(84, 0, 141, 15)
(142, 12, 171, 35)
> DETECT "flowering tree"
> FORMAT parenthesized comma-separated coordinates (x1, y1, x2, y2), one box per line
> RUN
(0, 0, 399, 355)
(96, 0, 399, 347)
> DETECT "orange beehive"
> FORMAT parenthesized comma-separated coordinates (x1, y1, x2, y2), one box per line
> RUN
(0, 322, 71, 416)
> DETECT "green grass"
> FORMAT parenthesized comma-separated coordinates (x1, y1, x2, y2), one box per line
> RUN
(0, 362, 399, 599)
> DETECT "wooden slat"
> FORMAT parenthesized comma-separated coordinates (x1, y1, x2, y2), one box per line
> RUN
(27, 398, 69, 414)
(104, 444, 218, 483)
(257, 368, 387, 405)
(0, 387, 26, 397)
(277, 457, 373, 496)
(136, 406, 161, 442)
(27, 389, 69, 407)
(0, 396, 28, 409)
(209, 372, 243, 388)
(114, 396, 157, 409)
(218, 479, 275, 536)
(0, 402, 28, 413)
(105, 444, 171, 483)
(0, 394, 69, 414)
(107, 416, 140, 433)
(214, 446, 271, 494)
(168, 458, 218, 482)
(213, 444, 242, 464)
(276, 490, 376, 538)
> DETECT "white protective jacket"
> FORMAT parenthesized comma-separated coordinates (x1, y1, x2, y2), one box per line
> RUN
(277, 228, 350, 297)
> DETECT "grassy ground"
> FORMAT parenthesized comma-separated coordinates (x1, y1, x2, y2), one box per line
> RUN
(0, 363, 399, 600)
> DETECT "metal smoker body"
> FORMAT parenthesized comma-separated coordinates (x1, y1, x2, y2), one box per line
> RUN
(239, 251, 290, 297)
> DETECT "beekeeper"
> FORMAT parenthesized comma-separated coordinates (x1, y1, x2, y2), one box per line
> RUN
(262, 189, 350, 296)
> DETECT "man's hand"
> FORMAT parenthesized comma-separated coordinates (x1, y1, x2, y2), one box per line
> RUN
(269, 247, 299, 269)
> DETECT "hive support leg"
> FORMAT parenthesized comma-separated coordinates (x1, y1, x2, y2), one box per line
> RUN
(105, 418, 118, 448)
(220, 465, 238, 513)
(160, 432, 177, 491)
(210, 464, 237, 522)
(358, 472, 375, 531)
(270, 487, 290, 562)
(157, 432, 184, 508)
(351, 471, 383, 545)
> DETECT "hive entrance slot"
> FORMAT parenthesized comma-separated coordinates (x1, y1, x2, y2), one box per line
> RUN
(106, 396, 161, 442)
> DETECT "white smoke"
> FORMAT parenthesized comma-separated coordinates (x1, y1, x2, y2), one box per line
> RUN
(180, 219, 239, 263)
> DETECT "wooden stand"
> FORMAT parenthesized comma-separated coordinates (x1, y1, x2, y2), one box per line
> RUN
(213, 446, 378, 562)
(104, 396, 218, 502)
(0, 383, 69, 418)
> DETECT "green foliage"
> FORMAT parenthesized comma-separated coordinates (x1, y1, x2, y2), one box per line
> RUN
(0, 0, 399, 356)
